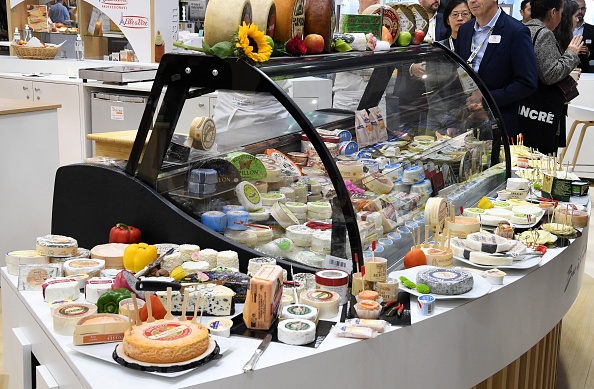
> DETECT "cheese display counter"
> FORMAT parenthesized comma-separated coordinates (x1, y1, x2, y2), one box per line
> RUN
(50, 47, 511, 274)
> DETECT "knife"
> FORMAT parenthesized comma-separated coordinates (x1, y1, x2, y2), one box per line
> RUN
(136, 280, 207, 293)
(135, 248, 175, 278)
(243, 334, 272, 372)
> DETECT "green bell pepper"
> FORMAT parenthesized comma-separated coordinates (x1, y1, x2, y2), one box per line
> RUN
(96, 288, 132, 314)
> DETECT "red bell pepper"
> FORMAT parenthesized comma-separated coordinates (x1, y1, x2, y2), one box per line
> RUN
(109, 223, 142, 244)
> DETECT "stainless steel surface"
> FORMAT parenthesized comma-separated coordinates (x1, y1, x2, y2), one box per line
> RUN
(90, 91, 148, 134)
(79, 66, 157, 83)
(243, 334, 272, 372)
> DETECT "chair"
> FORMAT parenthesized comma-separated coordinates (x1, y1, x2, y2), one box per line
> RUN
(559, 104, 594, 170)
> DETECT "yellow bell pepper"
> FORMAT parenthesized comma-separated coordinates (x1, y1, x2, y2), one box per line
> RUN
(123, 243, 158, 273)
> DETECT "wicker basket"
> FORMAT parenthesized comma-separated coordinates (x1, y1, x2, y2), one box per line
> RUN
(12, 44, 60, 60)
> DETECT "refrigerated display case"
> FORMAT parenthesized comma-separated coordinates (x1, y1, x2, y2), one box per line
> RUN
(51, 44, 510, 274)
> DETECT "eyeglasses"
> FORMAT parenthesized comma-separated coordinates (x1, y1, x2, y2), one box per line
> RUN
(450, 11, 471, 18)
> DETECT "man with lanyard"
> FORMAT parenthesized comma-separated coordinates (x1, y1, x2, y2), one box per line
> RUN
(573, 0, 593, 72)
(455, 0, 537, 140)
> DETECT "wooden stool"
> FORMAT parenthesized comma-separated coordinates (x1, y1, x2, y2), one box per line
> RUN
(559, 104, 594, 169)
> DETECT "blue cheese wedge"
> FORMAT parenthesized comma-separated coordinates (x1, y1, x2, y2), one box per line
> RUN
(156, 284, 235, 316)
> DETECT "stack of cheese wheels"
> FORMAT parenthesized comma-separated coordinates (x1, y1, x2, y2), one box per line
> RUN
(274, 0, 305, 43)
(299, 289, 340, 319)
(188, 168, 218, 196)
(424, 197, 448, 232)
(251, 0, 276, 36)
(204, 0, 253, 46)
(307, 201, 332, 221)
(304, 0, 334, 53)
(277, 319, 316, 345)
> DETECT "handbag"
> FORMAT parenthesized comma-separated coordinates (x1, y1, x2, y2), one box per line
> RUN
(556, 75, 579, 102)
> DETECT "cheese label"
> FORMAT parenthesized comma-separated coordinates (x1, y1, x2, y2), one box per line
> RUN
(56, 304, 92, 318)
(284, 320, 311, 331)
(286, 305, 313, 316)
(304, 290, 335, 301)
(26, 268, 51, 287)
(242, 184, 261, 205)
(291, 0, 305, 37)
(143, 322, 191, 341)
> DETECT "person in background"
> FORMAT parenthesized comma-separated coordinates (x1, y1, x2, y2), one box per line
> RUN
(523, 0, 582, 153)
(455, 0, 538, 138)
(520, 0, 533, 23)
(440, 0, 474, 48)
(49, 0, 70, 24)
(554, 0, 580, 50)
(420, 0, 450, 42)
(573, 0, 593, 71)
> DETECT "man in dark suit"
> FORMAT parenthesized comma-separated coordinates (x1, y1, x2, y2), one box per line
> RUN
(419, 0, 449, 42)
(574, 0, 593, 72)
(455, 0, 537, 138)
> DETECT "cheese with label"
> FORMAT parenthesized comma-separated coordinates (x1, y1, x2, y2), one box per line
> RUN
(85, 277, 114, 304)
(42, 277, 80, 302)
(362, 173, 394, 194)
(204, 0, 253, 46)
(252, 0, 277, 36)
(189, 117, 216, 150)
(36, 235, 78, 257)
(236, 181, 263, 211)
(243, 265, 284, 329)
(53, 303, 97, 336)
(6, 250, 48, 275)
(281, 304, 318, 322)
(277, 319, 316, 345)
(299, 289, 340, 319)
(248, 208, 271, 222)
(63, 258, 105, 278)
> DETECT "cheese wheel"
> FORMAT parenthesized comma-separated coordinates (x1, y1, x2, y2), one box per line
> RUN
(362, 4, 400, 43)
(36, 235, 78, 257)
(201, 211, 228, 232)
(204, 0, 253, 46)
(52, 303, 97, 336)
(43, 277, 80, 302)
(235, 181, 263, 211)
(90, 243, 128, 269)
(285, 224, 315, 246)
(247, 257, 277, 276)
(286, 201, 307, 214)
(278, 319, 316, 345)
(555, 208, 589, 228)
(281, 303, 318, 321)
(279, 187, 296, 202)
(246, 225, 274, 244)
(299, 290, 340, 319)
(310, 230, 332, 254)
(262, 192, 287, 206)
(6, 250, 48, 276)
(224, 230, 259, 247)
(84, 277, 114, 304)
(304, 0, 335, 53)
(362, 172, 394, 194)
(274, 0, 305, 42)
(270, 201, 300, 228)
(251, 0, 277, 36)
(189, 117, 216, 150)
(248, 208, 271, 222)
(263, 165, 282, 183)
(48, 248, 91, 264)
(416, 268, 474, 295)
(445, 216, 480, 238)
(63, 259, 105, 278)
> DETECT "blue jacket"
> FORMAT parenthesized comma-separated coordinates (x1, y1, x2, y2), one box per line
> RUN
(435, 13, 449, 42)
(455, 10, 537, 137)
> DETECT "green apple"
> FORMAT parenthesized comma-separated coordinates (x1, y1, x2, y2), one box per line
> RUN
(397, 31, 412, 47)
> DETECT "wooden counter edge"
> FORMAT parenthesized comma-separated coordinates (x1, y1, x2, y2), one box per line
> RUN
(0, 98, 61, 116)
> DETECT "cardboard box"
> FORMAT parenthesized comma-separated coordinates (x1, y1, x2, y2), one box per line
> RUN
(73, 314, 129, 345)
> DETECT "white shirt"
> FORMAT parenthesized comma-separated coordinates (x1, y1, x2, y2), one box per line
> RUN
(427, 14, 437, 42)
(470, 8, 502, 72)
(573, 22, 584, 37)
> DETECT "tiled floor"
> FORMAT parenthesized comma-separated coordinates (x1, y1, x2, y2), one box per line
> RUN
(0, 196, 592, 386)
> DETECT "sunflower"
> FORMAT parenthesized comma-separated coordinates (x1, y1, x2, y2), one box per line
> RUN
(235, 22, 272, 62)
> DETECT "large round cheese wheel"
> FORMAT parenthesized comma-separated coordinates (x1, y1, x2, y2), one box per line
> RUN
(299, 289, 339, 319)
(274, 0, 305, 43)
(36, 235, 78, 257)
(281, 304, 318, 321)
(277, 319, 316, 345)
(189, 117, 216, 151)
(63, 258, 105, 278)
(90, 243, 128, 269)
(204, 0, 253, 46)
(362, 4, 400, 44)
(251, 0, 277, 37)
(6, 250, 48, 276)
(304, 0, 335, 53)
(416, 268, 474, 295)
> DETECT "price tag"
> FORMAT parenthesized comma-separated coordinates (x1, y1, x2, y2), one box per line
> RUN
(324, 255, 353, 273)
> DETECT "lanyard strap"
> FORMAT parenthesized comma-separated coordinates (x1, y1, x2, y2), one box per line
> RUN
(467, 25, 495, 66)
(448, 37, 454, 51)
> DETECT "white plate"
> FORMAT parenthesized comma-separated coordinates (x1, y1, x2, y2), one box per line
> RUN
(509, 209, 544, 228)
(388, 265, 492, 300)
(454, 254, 542, 270)
(67, 335, 236, 377)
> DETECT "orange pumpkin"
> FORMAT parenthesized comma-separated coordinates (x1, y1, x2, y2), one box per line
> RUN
(404, 248, 427, 269)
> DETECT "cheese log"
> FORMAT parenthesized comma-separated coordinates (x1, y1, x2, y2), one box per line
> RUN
(299, 290, 340, 319)
(304, 0, 335, 53)
(179, 244, 200, 262)
(251, 0, 277, 36)
(243, 265, 284, 329)
(204, 0, 253, 46)
(465, 232, 513, 253)
(274, 0, 305, 42)
(217, 250, 240, 269)
(277, 319, 316, 345)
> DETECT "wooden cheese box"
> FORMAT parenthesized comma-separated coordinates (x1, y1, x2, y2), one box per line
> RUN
(73, 313, 130, 345)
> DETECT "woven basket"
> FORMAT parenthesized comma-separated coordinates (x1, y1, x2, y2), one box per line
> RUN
(12, 44, 60, 60)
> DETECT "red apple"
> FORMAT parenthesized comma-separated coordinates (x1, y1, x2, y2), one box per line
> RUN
(412, 29, 426, 45)
(304, 34, 325, 54)
(381, 26, 394, 46)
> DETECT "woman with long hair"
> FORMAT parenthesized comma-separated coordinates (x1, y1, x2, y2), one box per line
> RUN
(522, 0, 582, 154)
(554, 0, 579, 50)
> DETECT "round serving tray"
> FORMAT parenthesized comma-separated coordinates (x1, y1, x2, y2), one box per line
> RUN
(113, 339, 219, 373)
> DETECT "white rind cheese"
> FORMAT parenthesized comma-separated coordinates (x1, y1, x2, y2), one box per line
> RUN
(6, 250, 48, 275)
(63, 258, 105, 278)
(43, 277, 80, 302)
(277, 319, 316, 345)
(299, 290, 340, 319)
(84, 277, 114, 304)
(281, 304, 318, 322)
(217, 250, 240, 269)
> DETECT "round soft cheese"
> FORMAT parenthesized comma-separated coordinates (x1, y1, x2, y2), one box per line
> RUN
(235, 181, 263, 212)
(281, 304, 318, 322)
(216, 250, 240, 269)
(225, 230, 258, 247)
(84, 277, 114, 304)
(416, 268, 474, 295)
(299, 289, 340, 319)
(43, 277, 80, 302)
(52, 303, 97, 336)
(277, 319, 316, 345)
(270, 202, 299, 228)
(36, 235, 78, 257)
(285, 225, 315, 247)
(189, 117, 216, 150)
(248, 208, 271, 222)
(63, 258, 105, 278)
(246, 225, 274, 244)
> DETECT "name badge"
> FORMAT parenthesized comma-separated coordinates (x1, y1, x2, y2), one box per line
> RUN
(489, 35, 501, 43)
(586, 39, 592, 44)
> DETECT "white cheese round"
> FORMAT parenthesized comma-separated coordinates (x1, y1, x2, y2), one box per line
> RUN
(6, 250, 48, 275)
(281, 304, 318, 322)
(36, 235, 78, 257)
(216, 250, 239, 269)
(84, 277, 114, 304)
(299, 290, 340, 319)
(277, 319, 316, 345)
(42, 277, 80, 302)
(63, 258, 105, 278)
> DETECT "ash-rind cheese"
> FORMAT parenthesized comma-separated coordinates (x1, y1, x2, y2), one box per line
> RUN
(156, 284, 235, 316)
(416, 268, 474, 295)
(36, 235, 78, 257)
(244, 265, 284, 330)
(277, 319, 316, 345)
(42, 277, 80, 302)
